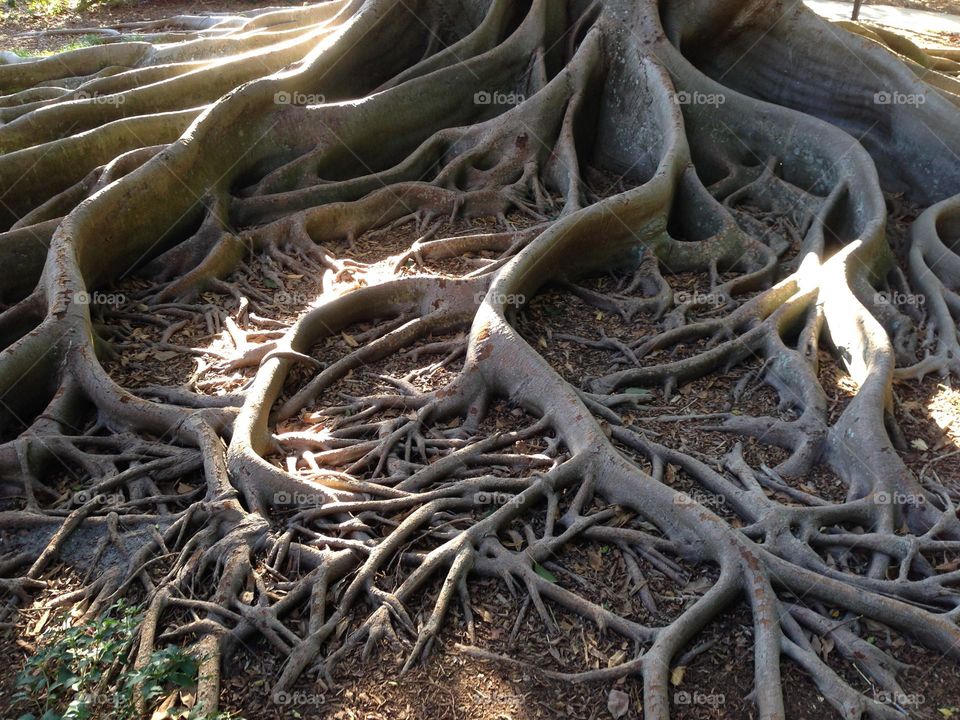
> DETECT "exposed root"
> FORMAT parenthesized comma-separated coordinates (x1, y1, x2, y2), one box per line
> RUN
(3, 1, 960, 718)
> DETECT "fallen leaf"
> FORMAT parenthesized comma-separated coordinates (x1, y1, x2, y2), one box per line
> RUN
(911, 438, 929, 451)
(936, 557, 960, 572)
(151, 690, 179, 720)
(819, 635, 835, 659)
(534, 562, 557, 583)
(505, 530, 524, 549)
(670, 666, 686, 686)
(31, 608, 50, 636)
(179, 687, 197, 708)
(608, 649, 627, 667)
(588, 549, 603, 571)
(607, 688, 630, 718)
(682, 577, 712, 595)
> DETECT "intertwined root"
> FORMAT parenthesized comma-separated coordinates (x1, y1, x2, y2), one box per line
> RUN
(3, 0, 960, 718)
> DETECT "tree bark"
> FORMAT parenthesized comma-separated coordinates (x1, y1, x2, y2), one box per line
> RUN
(2, 1, 960, 717)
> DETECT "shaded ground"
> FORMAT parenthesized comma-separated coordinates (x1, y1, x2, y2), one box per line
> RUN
(809, 0, 960, 16)
(807, 0, 960, 47)
(4, 0, 960, 55)
(2, 203, 960, 718)
(864, 0, 960, 15)
(0, 0, 265, 55)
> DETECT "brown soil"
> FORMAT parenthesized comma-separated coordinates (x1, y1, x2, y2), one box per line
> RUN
(5, 206, 960, 720)
(0, 0, 266, 56)
(858, 0, 960, 16)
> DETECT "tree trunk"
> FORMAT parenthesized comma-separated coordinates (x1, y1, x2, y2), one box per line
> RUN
(2, 0, 960, 717)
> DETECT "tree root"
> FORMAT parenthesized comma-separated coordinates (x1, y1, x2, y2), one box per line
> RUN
(4, 1, 960, 718)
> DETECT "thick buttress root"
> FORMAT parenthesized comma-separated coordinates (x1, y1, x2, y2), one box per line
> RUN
(4, 1, 960, 718)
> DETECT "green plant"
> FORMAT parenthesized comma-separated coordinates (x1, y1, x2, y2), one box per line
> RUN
(116, 645, 199, 718)
(64, 35, 106, 49)
(7, 35, 103, 60)
(13, 601, 240, 720)
(3, 0, 127, 15)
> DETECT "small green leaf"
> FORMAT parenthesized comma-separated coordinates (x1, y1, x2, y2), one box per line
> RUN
(533, 563, 557, 583)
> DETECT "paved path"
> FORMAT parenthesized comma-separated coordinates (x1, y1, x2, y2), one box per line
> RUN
(806, 1, 960, 37)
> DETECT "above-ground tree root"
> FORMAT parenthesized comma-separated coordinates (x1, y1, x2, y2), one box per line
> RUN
(5, 0, 960, 719)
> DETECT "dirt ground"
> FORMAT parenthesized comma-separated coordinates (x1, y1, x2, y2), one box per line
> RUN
(0, 0, 266, 55)
(2, 2, 960, 720)
(863, 0, 960, 15)
(3, 0, 960, 56)
(2, 209, 960, 720)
